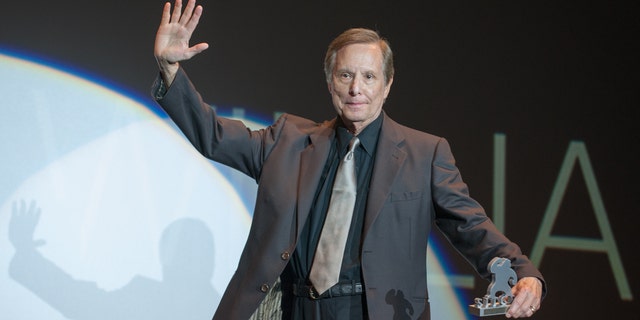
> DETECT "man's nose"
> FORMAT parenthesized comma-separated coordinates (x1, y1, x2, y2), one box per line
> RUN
(349, 76, 361, 96)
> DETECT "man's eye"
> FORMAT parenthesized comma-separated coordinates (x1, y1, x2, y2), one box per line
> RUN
(365, 73, 375, 80)
(341, 73, 352, 79)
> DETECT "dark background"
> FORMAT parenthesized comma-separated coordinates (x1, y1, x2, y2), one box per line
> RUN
(2, 0, 638, 318)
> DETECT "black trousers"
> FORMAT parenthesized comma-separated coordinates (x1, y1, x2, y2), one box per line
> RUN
(285, 294, 368, 320)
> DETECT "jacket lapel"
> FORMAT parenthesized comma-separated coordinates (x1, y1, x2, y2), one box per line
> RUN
(363, 113, 406, 237)
(296, 120, 336, 233)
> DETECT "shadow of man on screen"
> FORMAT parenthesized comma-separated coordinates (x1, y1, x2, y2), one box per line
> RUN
(385, 289, 415, 320)
(8, 200, 220, 320)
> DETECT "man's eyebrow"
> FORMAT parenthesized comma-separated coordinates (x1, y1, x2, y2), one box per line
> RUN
(336, 67, 377, 73)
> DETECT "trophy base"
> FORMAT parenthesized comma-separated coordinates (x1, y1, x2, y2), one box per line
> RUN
(468, 304, 509, 317)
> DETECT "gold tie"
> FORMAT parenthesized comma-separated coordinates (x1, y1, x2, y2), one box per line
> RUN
(309, 136, 360, 294)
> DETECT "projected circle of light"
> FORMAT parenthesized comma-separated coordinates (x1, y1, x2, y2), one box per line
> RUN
(0, 52, 469, 319)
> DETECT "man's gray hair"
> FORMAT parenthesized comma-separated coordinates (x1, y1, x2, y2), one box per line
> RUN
(324, 28, 395, 85)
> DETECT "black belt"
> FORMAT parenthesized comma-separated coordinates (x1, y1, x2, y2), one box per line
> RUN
(292, 281, 364, 300)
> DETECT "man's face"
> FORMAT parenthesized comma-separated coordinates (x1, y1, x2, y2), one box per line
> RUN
(328, 43, 393, 134)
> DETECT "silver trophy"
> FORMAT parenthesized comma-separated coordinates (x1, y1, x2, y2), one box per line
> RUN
(469, 257, 517, 317)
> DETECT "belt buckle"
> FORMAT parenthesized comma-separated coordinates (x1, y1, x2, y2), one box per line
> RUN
(309, 286, 320, 300)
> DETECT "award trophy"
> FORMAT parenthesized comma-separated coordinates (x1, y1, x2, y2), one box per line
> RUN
(469, 257, 517, 317)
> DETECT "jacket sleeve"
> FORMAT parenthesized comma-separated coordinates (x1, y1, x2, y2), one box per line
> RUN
(430, 137, 546, 296)
(151, 68, 285, 181)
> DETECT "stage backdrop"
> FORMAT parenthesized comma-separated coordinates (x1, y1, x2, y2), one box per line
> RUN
(1, 1, 637, 319)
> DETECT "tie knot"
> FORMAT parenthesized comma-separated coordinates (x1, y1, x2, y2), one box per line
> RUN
(350, 136, 360, 148)
(346, 137, 360, 160)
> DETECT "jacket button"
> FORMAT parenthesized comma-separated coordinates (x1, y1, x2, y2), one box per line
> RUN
(260, 284, 270, 293)
(281, 251, 290, 260)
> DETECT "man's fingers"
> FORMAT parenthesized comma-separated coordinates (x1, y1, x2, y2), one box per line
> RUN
(179, 0, 196, 25)
(163, 0, 202, 32)
(160, 2, 171, 25)
(170, 0, 183, 23)
(184, 5, 203, 32)
(508, 288, 539, 318)
(189, 42, 209, 56)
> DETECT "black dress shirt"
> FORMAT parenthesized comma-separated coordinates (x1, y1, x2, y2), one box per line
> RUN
(283, 113, 382, 319)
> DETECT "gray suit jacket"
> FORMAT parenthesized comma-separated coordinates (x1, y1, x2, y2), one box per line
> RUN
(154, 68, 544, 320)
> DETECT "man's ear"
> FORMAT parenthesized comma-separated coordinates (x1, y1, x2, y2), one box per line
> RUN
(383, 77, 394, 98)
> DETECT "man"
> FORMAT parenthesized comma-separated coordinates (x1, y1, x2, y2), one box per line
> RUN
(152, 0, 545, 319)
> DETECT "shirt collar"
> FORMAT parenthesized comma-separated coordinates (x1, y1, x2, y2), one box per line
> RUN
(336, 113, 383, 157)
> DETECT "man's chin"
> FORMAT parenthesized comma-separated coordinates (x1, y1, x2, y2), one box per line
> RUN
(339, 115, 364, 126)
(340, 109, 366, 121)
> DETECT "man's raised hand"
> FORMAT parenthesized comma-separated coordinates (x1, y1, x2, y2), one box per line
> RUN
(154, 0, 209, 86)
